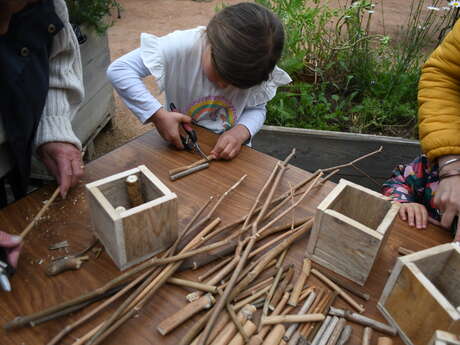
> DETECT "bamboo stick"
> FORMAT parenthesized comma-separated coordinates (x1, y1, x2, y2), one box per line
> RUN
(260, 249, 288, 331)
(377, 337, 393, 345)
(199, 257, 232, 282)
(168, 277, 220, 294)
(157, 294, 215, 335)
(315, 269, 370, 301)
(328, 307, 397, 336)
(210, 305, 255, 345)
(311, 269, 365, 313)
(125, 174, 143, 207)
(21, 186, 60, 238)
(311, 316, 332, 345)
(307, 292, 338, 343)
(337, 325, 352, 345)
(325, 318, 346, 345)
(234, 284, 272, 310)
(317, 316, 339, 345)
(288, 258, 311, 307)
(228, 320, 257, 345)
(170, 163, 210, 181)
(362, 327, 373, 345)
(284, 291, 316, 341)
(45, 270, 151, 345)
(198, 153, 295, 345)
(270, 264, 295, 309)
(261, 314, 325, 325)
(262, 324, 285, 345)
(169, 156, 213, 176)
(86, 217, 222, 345)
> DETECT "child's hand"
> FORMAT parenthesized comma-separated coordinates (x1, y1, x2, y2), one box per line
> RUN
(398, 202, 428, 229)
(150, 108, 192, 149)
(210, 125, 250, 160)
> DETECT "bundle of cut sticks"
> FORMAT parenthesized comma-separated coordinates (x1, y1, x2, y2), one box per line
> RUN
(4, 147, 393, 345)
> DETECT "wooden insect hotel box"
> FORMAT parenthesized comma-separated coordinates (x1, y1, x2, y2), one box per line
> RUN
(86, 165, 178, 270)
(378, 243, 460, 345)
(306, 178, 399, 285)
(429, 331, 460, 345)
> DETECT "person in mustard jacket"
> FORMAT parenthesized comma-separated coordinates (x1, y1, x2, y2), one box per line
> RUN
(418, 19, 460, 241)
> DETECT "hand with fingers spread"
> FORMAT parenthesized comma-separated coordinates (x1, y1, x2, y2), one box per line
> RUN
(210, 125, 250, 160)
(398, 202, 428, 229)
(150, 108, 192, 150)
(37, 142, 84, 199)
(0, 231, 22, 268)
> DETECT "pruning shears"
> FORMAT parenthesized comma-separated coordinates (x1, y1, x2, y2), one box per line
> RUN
(0, 247, 15, 292)
(170, 103, 208, 160)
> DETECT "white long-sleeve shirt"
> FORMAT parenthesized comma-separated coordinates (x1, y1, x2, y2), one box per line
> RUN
(107, 27, 291, 137)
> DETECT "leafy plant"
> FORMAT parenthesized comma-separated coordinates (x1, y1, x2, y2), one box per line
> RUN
(65, 0, 122, 34)
(257, 0, 454, 138)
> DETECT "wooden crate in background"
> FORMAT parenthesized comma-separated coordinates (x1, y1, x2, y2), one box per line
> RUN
(306, 178, 399, 285)
(86, 165, 177, 270)
(378, 243, 460, 345)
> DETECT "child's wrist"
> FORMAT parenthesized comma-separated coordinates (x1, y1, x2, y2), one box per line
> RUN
(232, 124, 251, 144)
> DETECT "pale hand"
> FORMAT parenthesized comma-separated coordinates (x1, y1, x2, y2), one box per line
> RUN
(435, 156, 460, 241)
(150, 108, 192, 150)
(0, 231, 22, 268)
(37, 142, 84, 198)
(398, 202, 428, 229)
(210, 125, 250, 160)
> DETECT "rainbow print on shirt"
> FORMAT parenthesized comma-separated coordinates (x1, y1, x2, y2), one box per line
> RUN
(186, 96, 236, 133)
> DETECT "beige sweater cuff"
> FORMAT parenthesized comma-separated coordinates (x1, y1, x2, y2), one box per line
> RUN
(35, 116, 82, 151)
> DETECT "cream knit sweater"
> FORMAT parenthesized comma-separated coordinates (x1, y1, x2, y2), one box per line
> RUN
(33, 0, 83, 151)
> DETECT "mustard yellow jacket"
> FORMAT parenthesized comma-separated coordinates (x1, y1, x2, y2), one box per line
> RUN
(419, 20, 460, 161)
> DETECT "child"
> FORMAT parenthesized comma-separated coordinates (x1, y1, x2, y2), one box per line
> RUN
(107, 2, 291, 160)
(382, 154, 458, 240)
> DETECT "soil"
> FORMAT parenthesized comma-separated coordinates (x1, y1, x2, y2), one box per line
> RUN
(92, 0, 428, 158)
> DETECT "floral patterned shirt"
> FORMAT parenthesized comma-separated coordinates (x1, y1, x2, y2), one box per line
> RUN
(382, 155, 440, 221)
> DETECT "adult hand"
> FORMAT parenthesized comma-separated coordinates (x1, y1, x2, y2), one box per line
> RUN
(434, 155, 460, 240)
(150, 108, 192, 150)
(38, 142, 84, 199)
(210, 125, 250, 160)
(398, 202, 428, 229)
(0, 231, 22, 268)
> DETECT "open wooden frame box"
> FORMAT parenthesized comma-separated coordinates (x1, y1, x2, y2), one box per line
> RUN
(306, 179, 399, 285)
(86, 165, 177, 270)
(378, 243, 460, 345)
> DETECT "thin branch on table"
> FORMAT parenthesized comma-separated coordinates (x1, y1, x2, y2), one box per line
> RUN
(322, 146, 383, 173)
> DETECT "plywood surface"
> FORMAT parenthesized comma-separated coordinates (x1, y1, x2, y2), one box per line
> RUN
(0, 127, 452, 345)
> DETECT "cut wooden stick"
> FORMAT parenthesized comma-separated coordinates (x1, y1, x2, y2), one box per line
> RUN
(169, 156, 214, 176)
(325, 318, 346, 345)
(157, 294, 215, 335)
(315, 269, 370, 301)
(170, 162, 210, 181)
(362, 327, 373, 345)
(311, 316, 332, 345)
(337, 325, 352, 345)
(209, 305, 255, 345)
(377, 337, 393, 345)
(263, 324, 285, 345)
(20, 186, 60, 238)
(288, 258, 311, 307)
(234, 284, 272, 311)
(328, 307, 397, 336)
(167, 277, 220, 294)
(318, 317, 340, 345)
(311, 269, 365, 313)
(398, 247, 415, 256)
(262, 314, 325, 325)
(228, 320, 257, 345)
(270, 264, 295, 309)
(308, 292, 338, 343)
(125, 174, 143, 207)
(322, 146, 383, 173)
(284, 291, 316, 341)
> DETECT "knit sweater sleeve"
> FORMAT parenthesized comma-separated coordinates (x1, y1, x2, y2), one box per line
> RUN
(34, 0, 84, 151)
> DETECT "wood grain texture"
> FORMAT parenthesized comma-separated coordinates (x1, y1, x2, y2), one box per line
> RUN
(308, 179, 398, 285)
(0, 127, 452, 345)
(379, 244, 460, 345)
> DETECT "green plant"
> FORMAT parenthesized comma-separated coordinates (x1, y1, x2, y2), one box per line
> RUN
(256, 0, 454, 139)
(65, 0, 122, 34)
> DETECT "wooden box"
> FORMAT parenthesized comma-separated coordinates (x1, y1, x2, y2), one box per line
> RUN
(86, 165, 178, 270)
(306, 178, 399, 285)
(378, 243, 460, 345)
(429, 331, 460, 345)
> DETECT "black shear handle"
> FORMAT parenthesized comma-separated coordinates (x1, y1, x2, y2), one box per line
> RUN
(170, 103, 197, 145)
(0, 247, 15, 277)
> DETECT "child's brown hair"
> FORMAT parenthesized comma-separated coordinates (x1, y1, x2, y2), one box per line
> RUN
(206, 2, 284, 89)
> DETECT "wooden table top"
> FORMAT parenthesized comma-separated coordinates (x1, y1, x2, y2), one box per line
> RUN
(0, 127, 451, 345)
